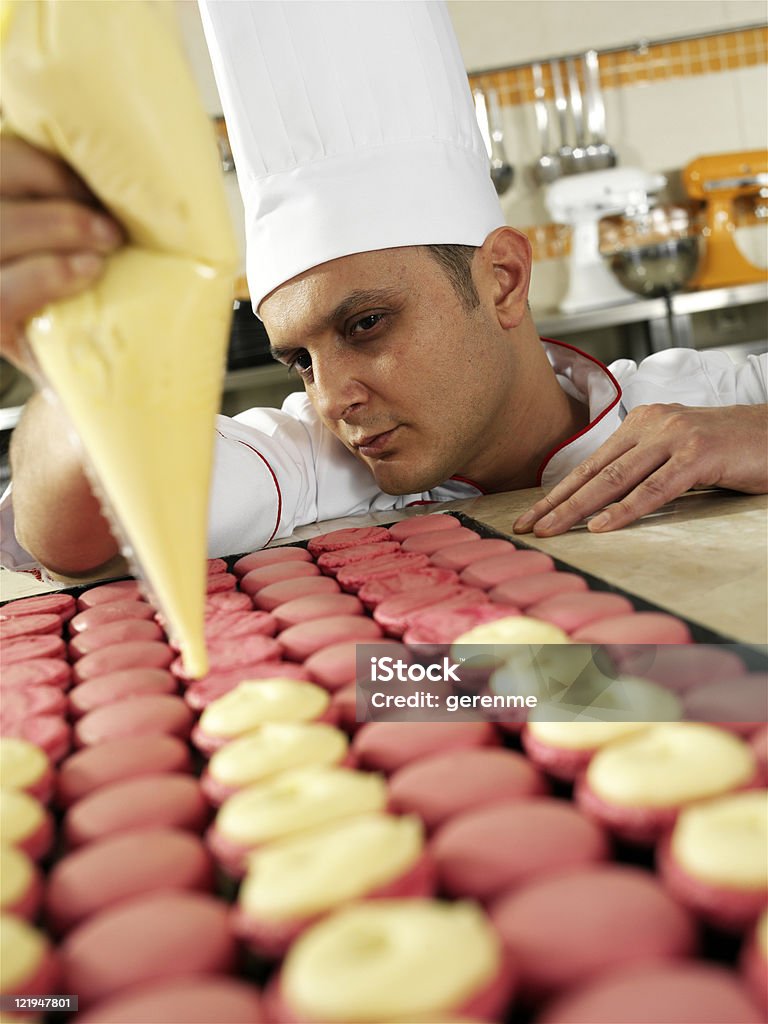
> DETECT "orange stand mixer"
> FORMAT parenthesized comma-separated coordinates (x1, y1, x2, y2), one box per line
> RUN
(683, 150, 768, 289)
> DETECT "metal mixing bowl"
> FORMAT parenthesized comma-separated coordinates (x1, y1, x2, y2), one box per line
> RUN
(599, 204, 703, 297)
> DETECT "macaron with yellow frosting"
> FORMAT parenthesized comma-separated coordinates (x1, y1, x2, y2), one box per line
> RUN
(576, 722, 759, 844)
(658, 789, 768, 930)
(233, 813, 435, 958)
(264, 899, 515, 1023)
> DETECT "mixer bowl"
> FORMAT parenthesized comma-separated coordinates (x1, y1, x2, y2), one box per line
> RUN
(599, 204, 703, 297)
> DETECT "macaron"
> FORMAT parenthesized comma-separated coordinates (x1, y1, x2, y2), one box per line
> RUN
(201, 722, 349, 805)
(0, 846, 43, 921)
(204, 590, 253, 614)
(488, 571, 588, 609)
(682, 673, 768, 736)
(192, 679, 332, 755)
(205, 573, 238, 594)
(199, 610, 278, 645)
(2, 634, 66, 664)
(403, 603, 516, 650)
(388, 514, 462, 541)
(76, 580, 143, 609)
(265, 899, 514, 1024)
(352, 721, 498, 775)
(432, 798, 609, 902)
(46, 828, 214, 934)
(207, 767, 387, 878)
(0, 613, 63, 640)
(234, 545, 313, 576)
(317, 541, 402, 575)
(68, 668, 176, 719)
(401, 526, 481, 555)
(0, 592, 76, 622)
(60, 892, 237, 1008)
(1, 657, 71, 692)
(658, 789, 768, 931)
(172, 634, 282, 681)
(358, 566, 460, 610)
(307, 526, 392, 556)
(576, 722, 759, 844)
(278, 615, 384, 662)
(1, 684, 68, 727)
(336, 552, 431, 592)
(183, 662, 313, 711)
(72, 641, 174, 684)
(0, 914, 60, 999)
(609, 643, 748, 693)
(1, 714, 71, 764)
(240, 562, 321, 596)
(373, 583, 480, 637)
(64, 774, 209, 848)
(233, 813, 434, 958)
(74, 695, 193, 748)
(527, 591, 634, 634)
(0, 737, 54, 803)
(304, 639, 405, 692)
(0, 789, 54, 861)
(490, 864, 695, 1002)
(388, 746, 547, 831)
(538, 961, 765, 1024)
(252, 575, 341, 612)
(271, 593, 363, 631)
(460, 551, 555, 591)
(570, 611, 692, 644)
(68, 600, 155, 634)
(68, 618, 164, 660)
(56, 735, 192, 808)
(207, 557, 228, 575)
(430, 538, 518, 572)
(75, 975, 267, 1024)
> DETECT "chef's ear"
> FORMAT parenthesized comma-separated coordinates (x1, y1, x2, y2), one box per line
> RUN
(477, 226, 532, 330)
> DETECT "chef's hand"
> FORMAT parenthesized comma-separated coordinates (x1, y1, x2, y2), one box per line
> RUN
(513, 403, 768, 537)
(0, 134, 123, 371)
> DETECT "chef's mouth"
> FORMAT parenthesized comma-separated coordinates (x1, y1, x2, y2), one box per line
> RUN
(354, 427, 400, 457)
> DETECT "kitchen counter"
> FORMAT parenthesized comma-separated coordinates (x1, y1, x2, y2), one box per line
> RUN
(5, 488, 764, 646)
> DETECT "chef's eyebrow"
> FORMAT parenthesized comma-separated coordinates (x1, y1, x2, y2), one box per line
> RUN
(269, 287, 404, 360)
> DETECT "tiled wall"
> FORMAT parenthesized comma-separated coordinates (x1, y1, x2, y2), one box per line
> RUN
(467, 25, 768, 293)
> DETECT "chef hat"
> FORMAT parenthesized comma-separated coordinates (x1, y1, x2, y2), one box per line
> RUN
(198, 0, 505, 311)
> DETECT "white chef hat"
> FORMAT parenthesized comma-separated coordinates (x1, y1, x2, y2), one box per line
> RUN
(198, 0, 505, 311)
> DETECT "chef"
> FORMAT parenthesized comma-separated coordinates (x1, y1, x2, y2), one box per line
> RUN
(1, 0, 766, 578)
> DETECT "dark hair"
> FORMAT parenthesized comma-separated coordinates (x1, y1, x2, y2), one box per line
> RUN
(425, 243, 480, 311)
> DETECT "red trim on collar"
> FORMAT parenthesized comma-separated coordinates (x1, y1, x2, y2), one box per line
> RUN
(449, 474, 487, 495)
(217, 430, 283, 546)
(535, 339, 623, 486)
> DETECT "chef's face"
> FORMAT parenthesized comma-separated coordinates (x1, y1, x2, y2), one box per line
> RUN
(261, 244, 519, 495)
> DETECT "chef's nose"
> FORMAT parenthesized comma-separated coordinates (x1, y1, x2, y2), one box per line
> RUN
(312, 357, 370, 422)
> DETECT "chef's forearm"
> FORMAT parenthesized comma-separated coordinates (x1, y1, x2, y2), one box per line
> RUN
(10, 392, 119, 575)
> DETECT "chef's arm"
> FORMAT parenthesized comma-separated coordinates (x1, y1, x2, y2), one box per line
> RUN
(514, 402, 768, 536)
(1, 135, 124, 574)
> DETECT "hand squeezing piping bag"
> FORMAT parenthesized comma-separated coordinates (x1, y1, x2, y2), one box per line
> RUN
(0, 0, 239, 677)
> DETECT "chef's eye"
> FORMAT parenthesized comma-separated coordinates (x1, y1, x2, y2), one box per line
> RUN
(349, 312, 385, 336)
(288, 350, 313, 381)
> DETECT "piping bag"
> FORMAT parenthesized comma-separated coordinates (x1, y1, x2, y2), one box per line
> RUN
(0, 1, 239, 677)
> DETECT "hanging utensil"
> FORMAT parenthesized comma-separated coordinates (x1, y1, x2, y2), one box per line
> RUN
(474, 87, 515, 196)
(531, 62, 562, 185)
(565, 57, 590, 172)
(550, 60, 574, 175)
(583, 50, 617, 170)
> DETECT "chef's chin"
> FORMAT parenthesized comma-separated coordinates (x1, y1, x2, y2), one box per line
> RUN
(367, 457, 449, 497)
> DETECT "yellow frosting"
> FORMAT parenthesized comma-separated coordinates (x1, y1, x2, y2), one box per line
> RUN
(216, 768, 387, 847)
(1, 0, 238, 677)
(586, 723, 756, 808)
(209, 722, 348, 787)
(671, 790, 768, 890)
(0, 789, 46, 846)
(240, 813, 424, 921)
(282, 900, 500, 1023)
(0, 846, 35, 911)
(528, 720, 650, 750)
(200, 680, 330, 740)
(0, 914, 47, 992)
(453, 616, 568, 647)
(0, 739, 48, 791)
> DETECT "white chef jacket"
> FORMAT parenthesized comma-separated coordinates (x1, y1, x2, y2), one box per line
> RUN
(1, 342, 766, 574)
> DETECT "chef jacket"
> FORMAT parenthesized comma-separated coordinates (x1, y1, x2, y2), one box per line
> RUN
(1, 342, 766, 575)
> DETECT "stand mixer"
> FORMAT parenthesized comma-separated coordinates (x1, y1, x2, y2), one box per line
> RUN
(546, 167, 666, 312)
(683, 150, 768, 289)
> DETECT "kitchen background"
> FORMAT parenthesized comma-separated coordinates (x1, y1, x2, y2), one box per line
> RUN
(1, 0, 766, 471)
